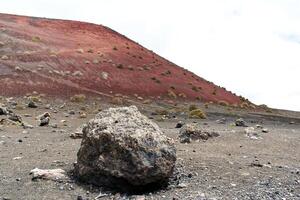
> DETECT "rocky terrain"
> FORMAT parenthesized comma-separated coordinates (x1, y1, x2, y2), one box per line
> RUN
(0, 96, 299, 200)
(0, 13, 299, 200)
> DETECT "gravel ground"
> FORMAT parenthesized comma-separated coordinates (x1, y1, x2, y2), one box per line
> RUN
(0, 99, 299, 200)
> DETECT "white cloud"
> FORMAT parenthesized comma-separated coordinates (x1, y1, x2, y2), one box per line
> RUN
(1, 0, 300, 111)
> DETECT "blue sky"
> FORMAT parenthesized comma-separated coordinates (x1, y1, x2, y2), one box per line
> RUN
(1, 0, 300, 111)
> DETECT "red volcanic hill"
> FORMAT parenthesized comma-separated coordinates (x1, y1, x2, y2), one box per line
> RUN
(0, 13, 242, 104)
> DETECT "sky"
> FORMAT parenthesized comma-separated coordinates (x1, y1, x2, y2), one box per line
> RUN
(1, 0, 300, 111)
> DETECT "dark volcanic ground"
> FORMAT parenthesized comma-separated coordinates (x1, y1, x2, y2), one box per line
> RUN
(0, 98, 299, 200)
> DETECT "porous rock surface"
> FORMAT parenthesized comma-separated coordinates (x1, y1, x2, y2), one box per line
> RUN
(74, 106, 176, 190)
(179, 123, 220, 143)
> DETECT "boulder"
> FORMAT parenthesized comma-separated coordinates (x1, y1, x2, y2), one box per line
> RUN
(179, 123, 220, 143)
(74, 106, 176, 190)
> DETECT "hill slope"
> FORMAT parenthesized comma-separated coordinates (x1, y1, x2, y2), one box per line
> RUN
(0, 13, 242, 104)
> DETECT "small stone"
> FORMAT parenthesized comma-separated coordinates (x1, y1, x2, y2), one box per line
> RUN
(68, 110, 75, 115)
(244, 127, 260, 140)
(28, 101, 37, 108)
(175, 121, 185, 128)
(51, 124, 58, 128)
(216, 118, 226, 124)
(256, 124, 263, 129)
(77, 196, 84, 200)
(179, 123, 219, 143)
(177, 183, 188, 188)
(30, 168, 68, 181)
(38, 113, 51, 126)
(79, 112, 87, 118)
(262, 128, 268, 133)
(8, 113, 22, 123)
(13, 156, 23, 160)
(235, 118, 247, 127)
(22, 123, 34, 129)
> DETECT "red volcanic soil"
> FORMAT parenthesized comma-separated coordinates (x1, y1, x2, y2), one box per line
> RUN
(0, 13, 242, 104)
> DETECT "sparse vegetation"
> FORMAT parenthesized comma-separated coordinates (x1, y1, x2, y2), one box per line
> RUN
(127, 65, 134, 71)
(167, 90, 177, 99)
(240, 102, 250, 109)
(212, 89, 217, 95)
(76, 48, 84, 54)
(192, 86, 199, 92)
(161, 70, 172, 76)
(196, 96, 202, 101)
(204, 103, 209, 109)
(178, 93, 187, 98)
(189, 104, 198, 111)
(29, 96, 41, 103)
(218, 100, 229, 107)
(31, 36, 41, 42)
(70, 94, 86, 103)
(143, 65, 151, 70)
(116, 64, 124, 69)
(110, 97, 123, 105)
(155, 109, 169, 116)
(189, 109, 206, 119)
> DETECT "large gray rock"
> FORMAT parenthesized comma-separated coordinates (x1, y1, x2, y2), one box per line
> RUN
(179, 123, 220, 143)
(74, 106, 176, 190)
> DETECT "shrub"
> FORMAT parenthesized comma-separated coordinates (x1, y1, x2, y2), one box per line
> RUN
(70, 94, 86, 103)
(127, 65, 134, 71)
(204, 103, 209, 109)
(218, 100, 229, 107)
(29, 96, 41, 103)
(189, 109, 206, 119)
(192, 86, 199, 92)
(196, 96, 202, 101)
(167, 90, 177, 99)
(32, 36, 41, 42)
(76, 49, 84, 54)
(110, 97, 123, 105)
(143, 65, 151, 70)
(155, 109, 169, 115)
(189, 104, 198, 111)
(116, 64, 124, 69)
(178, 93, 187, 98)
(212, 89, 217, 95)
(113, 46, 118, 51)
(240, 102, 249, 109)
